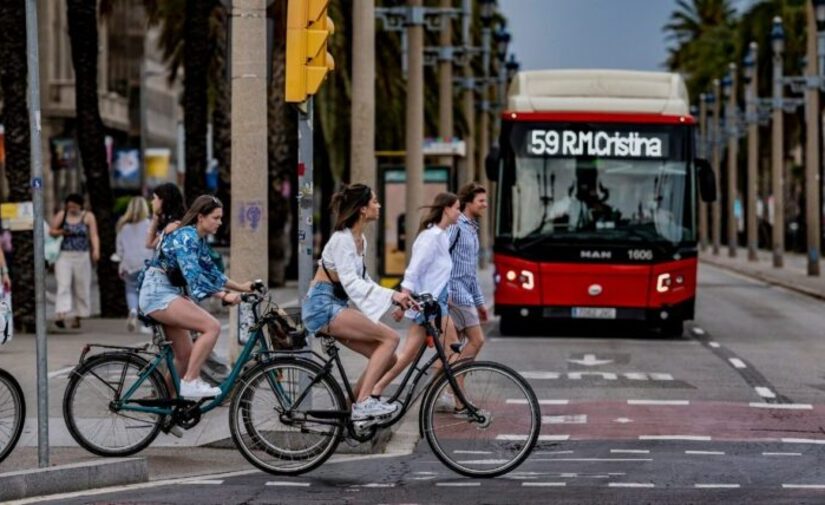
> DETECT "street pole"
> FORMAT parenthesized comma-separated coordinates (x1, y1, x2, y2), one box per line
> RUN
(772, 17, 785, 268)
(298, 100, 314, 298)
(725, 64, 739, 258)
(712, 79, 722, 255)
(459, 0, 475, 187)
(437, 0, 453, 168)
(477, 24, 491, 269)
(140, 58, 148, 194)
(698, 94, 709, 251)
(351, 0, 377, 277)
(405, 0, 424, 261)
(228, 0, 268, 361)
(805, 1, 821, 276)
(746, 43, 759, 262)
(25, 0, 49, 468)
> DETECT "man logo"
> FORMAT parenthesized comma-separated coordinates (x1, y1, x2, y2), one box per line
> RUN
(588, 284, 603, 296)
(580, 250, 611, 259)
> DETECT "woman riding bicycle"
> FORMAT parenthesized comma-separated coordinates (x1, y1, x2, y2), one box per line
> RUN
(139, 195, 255, 399)
(302, 184, 416, 422)
(371, 192, 462, 398)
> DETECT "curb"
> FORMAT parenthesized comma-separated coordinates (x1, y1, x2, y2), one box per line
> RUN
(0, 457, 148, 502)
(700, 257, 825, 302)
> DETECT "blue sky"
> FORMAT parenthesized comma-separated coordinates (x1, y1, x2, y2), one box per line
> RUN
(497, 0, 753, 71)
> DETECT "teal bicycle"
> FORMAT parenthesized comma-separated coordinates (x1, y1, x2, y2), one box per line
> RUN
(62, 281, 305, 457)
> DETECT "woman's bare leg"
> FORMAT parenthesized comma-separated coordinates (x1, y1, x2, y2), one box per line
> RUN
(371, 325, 426, 396)
(150, 297, 221, 382)
(336, 334, 398, 401)
(160, 325, 192, 394)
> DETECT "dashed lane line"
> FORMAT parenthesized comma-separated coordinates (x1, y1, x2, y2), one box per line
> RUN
(353, 483, 396, 488)
(611, 449, 650, 454)
(265, 482, 311, 487)
(755, 387, 777, 399)
(638, 435, 711, 441)
(436, 482, 481, 487)
(522, 482, 567, 487)
(608, 483, 655, 488)
(180, 480, 224, 485)
(763, 452, 802, 457)
(781, 438, 825, 445)
(507, 399, 569, 405)
(728, 358, 747, 369)
(782, 484, 825, 489)
(627, 400, 689, 406)
(531, 458, 652, 463)
(749, 402, 812, 410)
(685, 450, 725, 455)
(695, 484, 740, 489)
(497, 434, 570, 442)
(708, 341, 720, 348)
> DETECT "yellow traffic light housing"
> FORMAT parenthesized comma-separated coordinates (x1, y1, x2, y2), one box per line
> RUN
(285, 0, 336, 103)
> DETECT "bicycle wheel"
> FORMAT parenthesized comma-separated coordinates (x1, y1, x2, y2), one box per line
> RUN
(422, 361, 540, 477)
(63, 353, 168, 456)
(0, 369, 25, 463)
(230, 357, 345, 475)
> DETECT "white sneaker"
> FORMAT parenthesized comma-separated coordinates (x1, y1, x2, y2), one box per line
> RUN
(351, 397, 398, 421)
(435, 392, 455, 413)
(179, 379, 221, 399)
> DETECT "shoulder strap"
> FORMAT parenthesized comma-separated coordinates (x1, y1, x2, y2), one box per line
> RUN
(449, 227, 461, 254)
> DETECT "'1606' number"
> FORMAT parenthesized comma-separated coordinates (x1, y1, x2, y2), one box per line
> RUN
(627, 249, 653, 261)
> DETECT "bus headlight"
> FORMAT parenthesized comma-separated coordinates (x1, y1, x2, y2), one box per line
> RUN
(656, 273, 672, 293)
(505, 270, 535, 290)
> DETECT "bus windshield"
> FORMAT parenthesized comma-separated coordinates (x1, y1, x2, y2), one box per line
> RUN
(496, 122, 695, 247)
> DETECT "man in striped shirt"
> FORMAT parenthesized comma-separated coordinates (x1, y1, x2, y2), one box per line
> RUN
(448, 182, 489, 361)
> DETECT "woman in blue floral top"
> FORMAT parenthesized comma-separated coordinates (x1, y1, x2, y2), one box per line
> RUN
(139, 195, 255, 399)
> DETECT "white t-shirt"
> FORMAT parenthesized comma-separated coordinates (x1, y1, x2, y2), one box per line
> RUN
(401, 225, 452, 316)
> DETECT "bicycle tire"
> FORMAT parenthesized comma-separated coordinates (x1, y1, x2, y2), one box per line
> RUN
(0, 369, 25, 464)
(230, 357, 345, 475)
(63, 353, 168, 457)
(421, 361, 540, 477)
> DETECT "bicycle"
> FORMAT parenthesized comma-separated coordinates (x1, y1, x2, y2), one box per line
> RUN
(0, 368, 24, 464)
(229, 293, 541, 477)
(62, 281, 304, 457)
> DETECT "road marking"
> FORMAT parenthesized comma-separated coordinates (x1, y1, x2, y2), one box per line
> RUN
(568, 372, 617, 380)
(266, 482, 311, 487)
(498, 434, 570, 441)
(454, 450, 492, 455)
(692, 327, 706, 335)
(755, 387, 776, 399)
(542, 415, 587, 424)
(639, 435, 711, 441)
(436, 482, 481, 487)
(749, 403, 812, 410)
(520, 372, 562, 379)
(535, 451, 575, 455)
(609, 483, 655, 488)
(519, 372, 675, 381)
(708, 341, 720, 348)
(456, 459, 510, 465)
(782, 484, 825, 489)
(628, 400, 689, 406)
(685, 450, 725, 455)
(354, 483, 396, 488)
(782, 438, 825, 445)
(507, 399, 569, 405)
(614, 418, 633, 424)
(47, 366, 75, 379)
(611, 449, 649, 454)
(522, 482, 567, 487)
(763, 452, 802, 456)
(567, 354, 613, 367)
(181, 480, 224, 485)
(695, 483, 740, 489)
(533, 458, 652, 463)
(728, 358, 747, 369)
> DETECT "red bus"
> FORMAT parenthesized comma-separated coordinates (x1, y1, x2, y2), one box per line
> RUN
(485, 70, 715, 336)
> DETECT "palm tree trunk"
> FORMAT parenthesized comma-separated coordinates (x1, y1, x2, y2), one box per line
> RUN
(66, 0, 124, 317)
(0, 0, 35, 331)
(183, 0, 213, 205)
(213, 3, 231, 245)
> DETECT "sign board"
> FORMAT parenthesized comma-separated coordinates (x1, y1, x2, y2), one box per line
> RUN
(146, 148, 171, 179)
(423, 138, 466, 157)
(524, 129, 669, 159)
(113, 149, 140, 187)
(1, 201, 34, 231)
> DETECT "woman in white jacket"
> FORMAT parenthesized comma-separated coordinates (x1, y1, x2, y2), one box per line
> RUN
(371, 192, 462, 398)
(302, 184, 416, 423)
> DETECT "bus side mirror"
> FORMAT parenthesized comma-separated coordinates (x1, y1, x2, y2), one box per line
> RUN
(485, 147, 501, 182)
(696, 158, 716, 202)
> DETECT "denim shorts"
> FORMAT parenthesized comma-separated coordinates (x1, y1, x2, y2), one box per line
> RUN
(138, 267, 183, 315)
(302, 282, 349, 336)
(411, 287, 449, 325)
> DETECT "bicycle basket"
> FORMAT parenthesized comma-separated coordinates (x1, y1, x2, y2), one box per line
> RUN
(262, 306, 308, 351)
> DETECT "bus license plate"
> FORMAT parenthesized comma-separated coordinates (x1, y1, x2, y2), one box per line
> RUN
(572, 307, 616, 319)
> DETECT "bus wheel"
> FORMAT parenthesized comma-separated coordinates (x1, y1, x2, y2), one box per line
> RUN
(661, 319, 684, 338)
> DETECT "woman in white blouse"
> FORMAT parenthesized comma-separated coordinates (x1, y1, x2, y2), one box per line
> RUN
(371, 192, 462, 397)
(302, 184, 417, 422)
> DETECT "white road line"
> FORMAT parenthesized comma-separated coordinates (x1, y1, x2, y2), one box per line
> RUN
(782, 438, 825, 445)
(708, 341, 720, 348)
(692, 327, 706, 335)
(749, 403, 813, 410)
(695, 484, 740, 489)
(639, 435, 711, 441)
(456, 459, 510, 465)
(532, 458, 652, 463)
(627, 400, 689, 406)
(782, 484, 825, 489)
(265, 482, 311, 487)
(542, 415, 587, 424)
(181, 480, 224, 485)
(609, 483, 655, 488)
(522, 482, 566, 487)
(354, 483, 395, 488)
(685, 450, 725, 455)
(507, 399, 569, 405)
(535, 451, 575, 455)
(436, 483, 481, 487)
(454, 450, 492, 455)
(497, 434, 570, 441)
(415, 471, 437, 475)
(755, 387, 776, 399)
(611, 449, 650, 454)
(728, 358, 747, 369)
(47, 366, 75, 379)
(520, 372, 561, 380)
(763, 452, 802, 457)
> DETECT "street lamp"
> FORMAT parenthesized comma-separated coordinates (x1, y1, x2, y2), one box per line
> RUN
(505, 53, 520, 81)
(743, 42, 756, 86)
(771, 16, 785, 56)
(494, 27, 510, 62)
(814, 0, 825, 29)
(479, 0, 496, 26)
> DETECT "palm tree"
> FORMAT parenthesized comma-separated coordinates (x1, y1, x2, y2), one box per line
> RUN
(66, 0, 125, 317)
(0, 0, 35, 330)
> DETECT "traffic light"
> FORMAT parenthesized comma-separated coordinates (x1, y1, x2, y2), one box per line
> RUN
(285, 0, 336, 103)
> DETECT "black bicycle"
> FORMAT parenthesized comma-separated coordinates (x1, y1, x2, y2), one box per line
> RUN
(230, 293, 541, 477)
(0, 368, 25, 463)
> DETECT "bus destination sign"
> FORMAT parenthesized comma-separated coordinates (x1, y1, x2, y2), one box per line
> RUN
(527, 129, 669, 159)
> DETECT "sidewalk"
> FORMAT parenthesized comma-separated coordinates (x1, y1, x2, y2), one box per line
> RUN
(700, 248, 825, 300)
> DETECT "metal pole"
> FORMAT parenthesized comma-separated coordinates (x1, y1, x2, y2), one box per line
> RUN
(806, 1, 821, 276)
(140, 59, 148, 194)
(459, 0, 475, 187)
(404, 0, 424, 261)
(25, 0, 49, 468)
(351, 0, 377, 277)
(437, 0, 453, 168)
(477, 25, 491, 268)
(298, 99, 314, 299)
(712, 79, 722, 255)
(772, 39, 785, 268)
(726, 63, 739, 258)
(747, 44, 759, 262)
(698, 94, 709, 251)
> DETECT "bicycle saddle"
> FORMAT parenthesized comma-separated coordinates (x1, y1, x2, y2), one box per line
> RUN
(137, 312, 159, 327)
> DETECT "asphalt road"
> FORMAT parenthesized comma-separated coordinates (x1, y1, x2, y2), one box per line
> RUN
(13, 263, 825, 504)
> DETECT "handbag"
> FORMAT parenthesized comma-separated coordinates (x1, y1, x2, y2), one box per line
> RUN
(321, 261, 366, 301)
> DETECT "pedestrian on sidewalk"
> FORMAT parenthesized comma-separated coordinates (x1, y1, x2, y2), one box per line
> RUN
(146, 183, 185, 249)
(49, 193, 99, 329)
(116, 196, 153, 332)
(448, 182, 489, 361)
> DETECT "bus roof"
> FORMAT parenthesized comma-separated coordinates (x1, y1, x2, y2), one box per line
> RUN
(508, 69, 690, 117)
